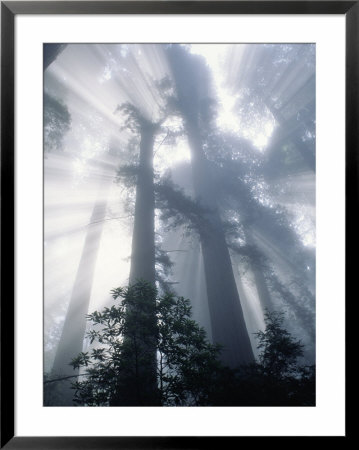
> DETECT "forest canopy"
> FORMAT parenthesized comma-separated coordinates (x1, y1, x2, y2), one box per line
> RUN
(44, 43, 315, 406)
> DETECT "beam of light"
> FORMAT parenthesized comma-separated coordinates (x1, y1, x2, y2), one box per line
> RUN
(154, 134, 191, 176)
(44, 43, 316, 379)
(190, 44, 276, 151)
(233, 258, 266, 358)
(158, 228, 213, 341)
(268, 171, 316, 248)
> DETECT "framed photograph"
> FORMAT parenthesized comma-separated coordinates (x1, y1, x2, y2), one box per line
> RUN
(1, 1, 354, 446)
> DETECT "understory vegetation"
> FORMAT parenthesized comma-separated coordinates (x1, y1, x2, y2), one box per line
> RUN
(46, 281, 315, 407)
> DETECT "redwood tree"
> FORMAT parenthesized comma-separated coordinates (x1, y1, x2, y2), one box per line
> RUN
(167, 45, 254, 368)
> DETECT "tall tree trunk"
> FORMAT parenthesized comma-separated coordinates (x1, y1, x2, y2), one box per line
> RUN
(186, 120, 254, 368)
(129, 125, 156, 286)
(111, 121, 159, 406)
(50, 179, 108, 405)
(167, 45, 254, 368)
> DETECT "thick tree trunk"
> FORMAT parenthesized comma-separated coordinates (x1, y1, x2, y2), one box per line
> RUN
(166, 45, 253, 367)
(50, 183, 108, 405)
(111, 122, 159, 406)
(186, 121, 254, 368)
(129, 126, 156, 286)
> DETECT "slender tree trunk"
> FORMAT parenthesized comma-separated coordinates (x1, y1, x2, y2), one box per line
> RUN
(186, 120, 254, 368)
(50, 179, 108, 405)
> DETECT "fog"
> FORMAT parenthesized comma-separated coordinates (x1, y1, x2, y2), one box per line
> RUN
(44, 43, 315, 406)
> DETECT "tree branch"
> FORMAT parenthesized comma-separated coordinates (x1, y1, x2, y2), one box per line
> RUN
(44, 374, 90, 384)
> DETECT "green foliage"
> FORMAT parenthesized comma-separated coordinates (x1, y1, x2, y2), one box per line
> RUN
(114, 102, 155, 133)
(156, 292, 222, 405)
(265, 273, 315, 342)
(44, 92, 71, 152)
(71, 281, 223, 406)
(155, 177, 210, 236)
(209, 311, 315, 406)
(116, 163, 139, 189)
(70, 284, 314, 407)
(255, 311, 304, 378)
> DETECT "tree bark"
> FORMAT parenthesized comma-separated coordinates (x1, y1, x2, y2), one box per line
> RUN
(129, 125, 156, 286)
(166, 45, 254, 368)
(111, 121, 159, 406)
(186, 120, 254, 368)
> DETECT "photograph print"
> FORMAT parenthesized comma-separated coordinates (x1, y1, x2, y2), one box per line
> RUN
(43, 43, 316, 407)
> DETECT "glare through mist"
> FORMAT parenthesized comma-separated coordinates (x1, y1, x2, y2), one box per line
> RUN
(44, 43, 316, 406)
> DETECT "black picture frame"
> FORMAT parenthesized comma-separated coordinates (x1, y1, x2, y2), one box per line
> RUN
(1, 1, 355, 447)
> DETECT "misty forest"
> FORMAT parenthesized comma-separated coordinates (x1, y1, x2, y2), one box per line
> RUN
(44, 43, 315, 407)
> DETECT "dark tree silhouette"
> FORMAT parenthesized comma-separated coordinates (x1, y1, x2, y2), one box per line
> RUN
(209, 311, 315, 406)
(70, 281, 223, 406)
(69, 287, 314, 407)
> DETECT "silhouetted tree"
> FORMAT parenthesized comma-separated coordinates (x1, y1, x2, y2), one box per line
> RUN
(209, 311, 315, 406)
(114, 97, 182, 403)
(70, 281, 223, 406)
(67, 291, 314, 406)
